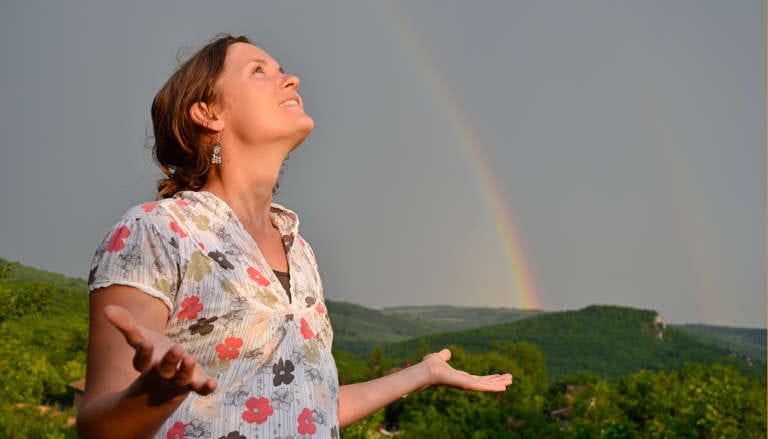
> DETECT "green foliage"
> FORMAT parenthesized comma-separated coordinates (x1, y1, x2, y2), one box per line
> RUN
(616, 364, 766, 438)
(674, 324, 766, 366)
(334, 348, 374, 384)
(0, 282, 51, 321)
(368, 345, 386, 379)
(397, 343, 551, 438)
(556, 364, 768, 438)
(340, 408, 385, 439)
(0, 404, 76, 439)
(0, 259, 765, 437)
(0, 260, 15, 279)
(338, 347, 766, 438)
(0, 260, 89, 436)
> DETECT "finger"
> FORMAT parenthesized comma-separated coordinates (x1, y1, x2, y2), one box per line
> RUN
(104, 305, 145, 347)
(133, 339, 154, 373)
(469, 374, 513, 385)
(173, 355, 196, 387)
(467, 374, 513, 391)
(438, 348, 451, 361)
(468, 373, 512, 381)
(195, 378, 218, 396)
(155, 345, 184, 379)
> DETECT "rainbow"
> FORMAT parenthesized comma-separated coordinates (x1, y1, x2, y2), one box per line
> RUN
(380, 3, 542, 309)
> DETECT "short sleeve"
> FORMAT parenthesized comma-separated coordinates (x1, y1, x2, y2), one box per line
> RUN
(88, 214, 179, 312)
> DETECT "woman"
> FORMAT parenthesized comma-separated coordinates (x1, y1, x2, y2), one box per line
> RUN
(77, 34, 512, 439)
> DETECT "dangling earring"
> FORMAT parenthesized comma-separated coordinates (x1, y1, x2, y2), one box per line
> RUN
(211, 132, 222, 165)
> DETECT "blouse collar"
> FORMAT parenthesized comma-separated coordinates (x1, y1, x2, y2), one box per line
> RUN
(175, 190, 300, 237)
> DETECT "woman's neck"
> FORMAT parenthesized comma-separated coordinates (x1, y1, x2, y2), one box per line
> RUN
(202, 149, 286, 234)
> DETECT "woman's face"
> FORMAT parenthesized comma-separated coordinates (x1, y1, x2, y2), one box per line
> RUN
(214, 42, 314, 148)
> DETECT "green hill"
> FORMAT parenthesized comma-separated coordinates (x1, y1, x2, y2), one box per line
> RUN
(328, 302, 546, 356)
(673, 323, 766, 365)
(384, 304, 545, 331)
(1, 258, 763, 391)
(377, 305, 765, 380)
(326, 301, 437, 356)
(2, 259, 87, 291)
(0, 258, 89, 437)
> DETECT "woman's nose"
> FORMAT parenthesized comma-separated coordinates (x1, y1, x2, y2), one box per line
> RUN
(281, 73, 300, 89)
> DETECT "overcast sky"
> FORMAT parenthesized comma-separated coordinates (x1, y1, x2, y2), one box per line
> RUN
(0, 1, 764, 327)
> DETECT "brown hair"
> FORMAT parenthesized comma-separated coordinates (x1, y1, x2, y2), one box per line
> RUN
(151, 34, 250, 199)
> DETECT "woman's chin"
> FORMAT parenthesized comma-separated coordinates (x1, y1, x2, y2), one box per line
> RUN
(298, 113, 315, 131)
(287, 119, 314, 149)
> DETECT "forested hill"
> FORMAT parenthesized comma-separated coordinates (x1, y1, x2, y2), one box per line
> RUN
(1, 257, 764, 383)
(675, 323, 766, 364)
(325, 301, 436, 356)
(383, 304, 546, 331)
(1, 258, 764, 437)
(376, 305, 765, 380)
(327, 302, 546, 356)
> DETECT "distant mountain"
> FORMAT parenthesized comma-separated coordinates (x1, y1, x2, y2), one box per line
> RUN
(326, 303, 546, 355)
(673, 323, 766, 365)
(384, 304, 545, 332)
(326, 301, 437, 356)
(376, 305, 765, 380)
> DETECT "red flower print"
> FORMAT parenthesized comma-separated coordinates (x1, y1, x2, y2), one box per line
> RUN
(169, 220, 188, 238)
(178, 296, 203, 321)
(216, 337, 243, 360)
(300, 318, 314, 340)
(141, 201, 161, 212)
(106, 226, 130, 252)
(297, 408, 317, 435)
(198, 242, 205, 250)
(175, 200, 189, 207)
(247, 267, 270, 286)
(166, 421, 186, 439)
(241, 397, 274, 424)
(297, 235, 306, 248)
(315, 303, 326, 314)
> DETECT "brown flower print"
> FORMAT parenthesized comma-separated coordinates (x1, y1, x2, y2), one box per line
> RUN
(272, 358, 295, 386)
(208, 251, 234, 270)
(189, 316, 218, 336)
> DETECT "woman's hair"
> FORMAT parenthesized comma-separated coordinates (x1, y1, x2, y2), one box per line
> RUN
(151, 34, 250, 199)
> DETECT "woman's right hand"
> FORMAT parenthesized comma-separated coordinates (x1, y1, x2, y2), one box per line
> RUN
(104, 305, 217, 405)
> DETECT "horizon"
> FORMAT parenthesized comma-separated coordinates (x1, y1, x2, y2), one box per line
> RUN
(2, 256, 763, 330)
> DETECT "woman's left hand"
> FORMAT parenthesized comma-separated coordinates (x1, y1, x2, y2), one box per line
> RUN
(337, 347, 512, 427)
(420, 348, 513, 392)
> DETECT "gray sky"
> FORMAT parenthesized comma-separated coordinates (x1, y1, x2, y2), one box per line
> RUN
(0, 1, 764, 327)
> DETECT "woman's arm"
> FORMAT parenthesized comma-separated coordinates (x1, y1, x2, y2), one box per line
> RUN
(338, 348, 512, 427)
(76, 286, 216, 439)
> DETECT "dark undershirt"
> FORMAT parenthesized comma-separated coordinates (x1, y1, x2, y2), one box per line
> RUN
(273, 234, 293, 302)
(273, 269, 291, 303)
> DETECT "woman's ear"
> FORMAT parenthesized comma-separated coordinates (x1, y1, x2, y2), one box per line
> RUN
(190, 102, 225, 131)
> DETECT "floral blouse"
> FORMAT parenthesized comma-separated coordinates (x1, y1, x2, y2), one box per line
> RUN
(89, 191, 339, 439)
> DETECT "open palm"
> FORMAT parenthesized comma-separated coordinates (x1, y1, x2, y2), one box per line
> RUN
(104, 305, 217, 404)
(422, 349, 513, 392)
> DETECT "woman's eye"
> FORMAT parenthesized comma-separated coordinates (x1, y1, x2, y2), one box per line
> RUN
(253, 66, 264, 74)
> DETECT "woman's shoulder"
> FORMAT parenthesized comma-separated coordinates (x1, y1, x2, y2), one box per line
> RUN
(97, 198, 195, 249)
(116, 197, 190, 223)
